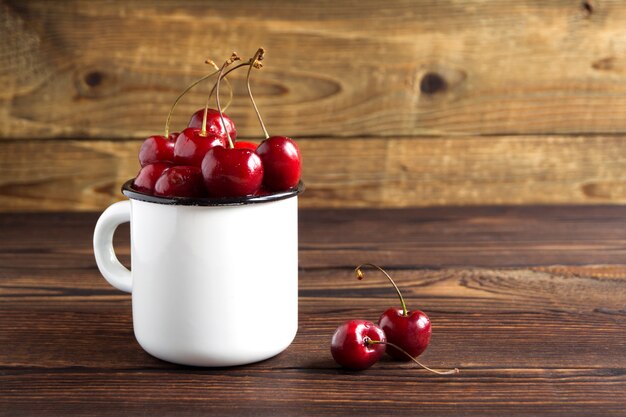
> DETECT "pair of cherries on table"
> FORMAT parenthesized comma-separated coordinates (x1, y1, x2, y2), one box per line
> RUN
(331, 264, 459, 375)
(134, 49, 301, 199)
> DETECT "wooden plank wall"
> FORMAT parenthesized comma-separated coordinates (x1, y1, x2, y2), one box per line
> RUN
(2, 0, 626, 210)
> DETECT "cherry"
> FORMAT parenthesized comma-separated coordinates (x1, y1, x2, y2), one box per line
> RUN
(330, 320, 386, 370)
(234, 141, 259, 150)
(186, 59, 237, 141)
(133, 162, 171, 194)
(188, 108, 237, 142)
(154, 165, 206, 198)
(162, 60, 229, 140)
(201, 146, 263, 197)
(244, 49, 302, 191)
(379, 307, 431, 360)
(139, 135, 176, 167)
(200, 53, 264, 198)
(150, 60, 229, 169)
(173, 127, 226, 167)
(256, 136, 302, 191)
(355, 264, 431, 360)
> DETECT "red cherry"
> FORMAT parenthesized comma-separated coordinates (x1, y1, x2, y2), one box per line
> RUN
(133, 163, 171, 194)
(234, 141, 258, 150)
(139, 135, 176, 167)
(168, 132, 180, 141)
(154, 166, 206, 198)
(173, 127, 226, 167)
(330, 320, 386, 370)
(379, 308, 431, 360)
(201, 147, 263, 197)
(188, 108, 237, 142)
(256, 136, 302, 191)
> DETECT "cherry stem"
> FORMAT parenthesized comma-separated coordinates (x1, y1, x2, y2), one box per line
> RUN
(355, 263, 408, 316)
(215, 53, 241, 148)
(246, 47, 269, 139)
(201, 59, 234, 136)
(364, 337, 459, 376)
(204, 61, 255, 118)
(164, 68, 221, 138)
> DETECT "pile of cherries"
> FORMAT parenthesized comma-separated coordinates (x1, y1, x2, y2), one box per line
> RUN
(134, 49, 302, 199)
(331, 264, 459, 374)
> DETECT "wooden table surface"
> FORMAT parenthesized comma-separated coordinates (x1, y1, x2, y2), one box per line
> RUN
(1, 207, 625, 416)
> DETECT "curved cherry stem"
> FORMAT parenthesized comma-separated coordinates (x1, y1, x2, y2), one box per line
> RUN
(246, 47, 269, 139)
(364, 337, 459, 375)
(215, 53, 241, 148)
(355, 263, 408, 316)
(201, 59, 234, 136)
(206, 59, 235, 112)
(205, 61, 254, 115)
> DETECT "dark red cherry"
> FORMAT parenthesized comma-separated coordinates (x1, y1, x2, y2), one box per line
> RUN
(201, 147, 263, 197)
(234, 141, 258, 150)
(133, 163, 171, 194)
(379, 308, 431, 360)
(256, 136, 301, 191)
(168, 132, 180, 141)
(188, 108, 237, 142)
(330, 320, 386, 370)
(173, 127, 226, 167)
(154, 165, 206, 198)
(139, 135, 176, 167)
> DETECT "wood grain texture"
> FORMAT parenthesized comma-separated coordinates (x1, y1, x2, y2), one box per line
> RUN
(1, 135, 626, 211)
(1, 208, 626, 416)
(3, 0, 626, 139)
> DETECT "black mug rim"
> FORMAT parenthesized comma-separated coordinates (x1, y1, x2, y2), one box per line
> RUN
(121, 179, 304, 206)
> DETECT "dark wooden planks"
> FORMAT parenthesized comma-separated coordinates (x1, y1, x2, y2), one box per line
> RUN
(1, 208, 626, 415)
(1, 369, 625, 417)
(2, 135, 626, 211)
(3, 1, 626, 139)
(4, 207, 626, 268)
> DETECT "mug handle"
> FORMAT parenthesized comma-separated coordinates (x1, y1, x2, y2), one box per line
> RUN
(93, 200, 132, 293)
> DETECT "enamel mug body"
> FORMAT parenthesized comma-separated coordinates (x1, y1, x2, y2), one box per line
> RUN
(93, 182, 302, 366)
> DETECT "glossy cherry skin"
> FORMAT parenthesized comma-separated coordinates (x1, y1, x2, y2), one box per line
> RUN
(331, 320, 386, 370)
(188, 108, 237, 142)
(139, 135, 176, 167)
(378, 308, 431, 360)
(256, 136, 302, 191)
(154, 165, 206, 198)
(234, 141, 258, 150)
(201, 147, 263, 197)
(253, 186, 271, 196)
(173, 127, 226, 167)
(133, 163, 171, 194)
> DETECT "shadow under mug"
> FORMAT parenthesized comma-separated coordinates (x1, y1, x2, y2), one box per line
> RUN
(93, 180, 304, 367)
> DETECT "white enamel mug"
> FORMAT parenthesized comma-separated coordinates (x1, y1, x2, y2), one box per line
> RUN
(93, 180, 303, 366)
